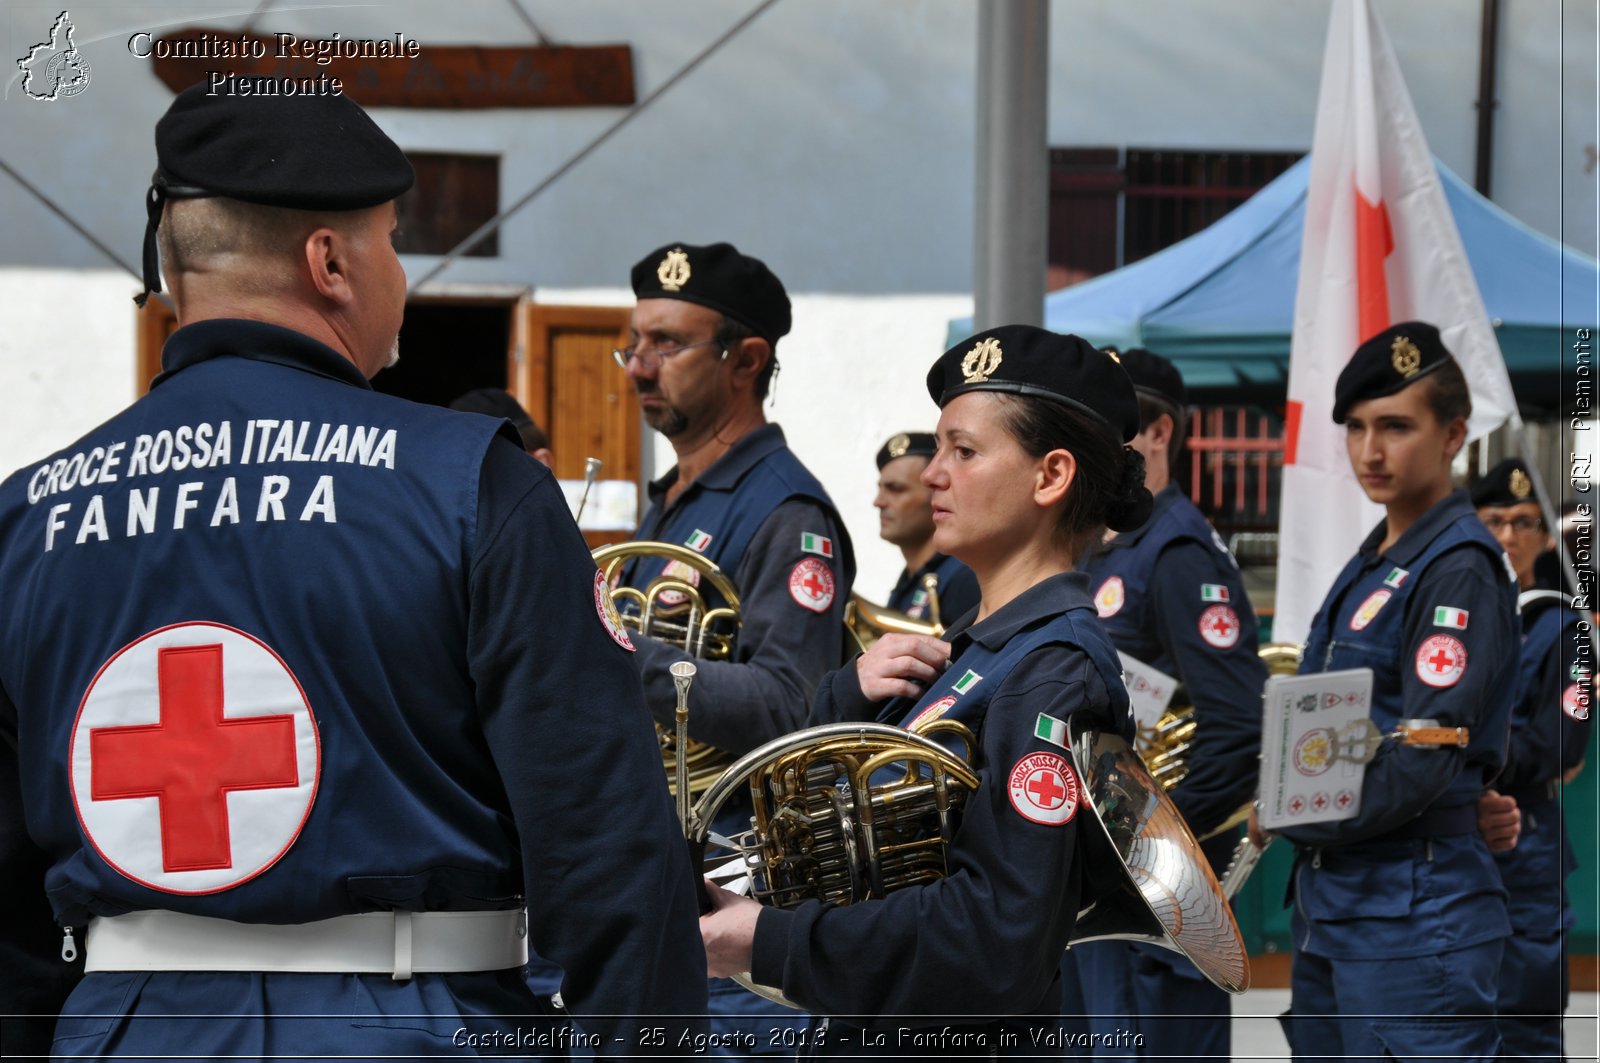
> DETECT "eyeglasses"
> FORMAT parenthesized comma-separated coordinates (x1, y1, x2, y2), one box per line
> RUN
(611, 338, 723, 371)
(1481, 515, 1544, 534)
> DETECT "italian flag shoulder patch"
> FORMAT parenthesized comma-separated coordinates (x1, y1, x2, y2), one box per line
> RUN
(1432, 606, 1469, 630)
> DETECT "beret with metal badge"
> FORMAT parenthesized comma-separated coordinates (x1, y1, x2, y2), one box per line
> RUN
(1332, 320, 1453, 423)
(630, 241, 791, 343)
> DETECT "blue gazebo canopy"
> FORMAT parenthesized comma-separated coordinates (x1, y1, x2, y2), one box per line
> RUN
(951, 156, 1596, 409)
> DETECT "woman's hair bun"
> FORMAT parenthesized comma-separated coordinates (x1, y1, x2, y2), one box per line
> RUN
(1105, 447, 1153, 532)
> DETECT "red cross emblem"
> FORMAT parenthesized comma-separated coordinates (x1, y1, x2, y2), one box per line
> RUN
(71, 623, 319, 894)
(1414, 635, 1467, 688)
(1007, 752, 1079, 826)
(1196, 605, 1240, 649)
(1335, 789, 1355, 810)
(1287, 795, 1306, 816)
(788, 558, 835, 613)
(1311, 792, 1329, 813)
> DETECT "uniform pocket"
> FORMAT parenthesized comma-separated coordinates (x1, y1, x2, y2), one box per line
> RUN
(1303, 849, 1414, 920)
(1369, 1017, 1498, 1061)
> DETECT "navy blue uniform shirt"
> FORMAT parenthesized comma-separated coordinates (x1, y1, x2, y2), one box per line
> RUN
(887, 551, 979, 627)
(750, 572, 1129, 1032)
(0, 320, 707, 1051)
(627, 424, 854, 754)
(1082, 483, 1265, 838)
(1284, 489, 1517, 960)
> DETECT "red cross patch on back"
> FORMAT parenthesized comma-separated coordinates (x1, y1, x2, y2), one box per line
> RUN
(70, 622, 320, 894)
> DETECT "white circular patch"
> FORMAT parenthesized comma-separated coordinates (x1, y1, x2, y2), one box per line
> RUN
(593, 570, 635, 651)
(1292, 728, 1335, 776)
(788, 558, 835, 613)
(1197, 605, 1241, 649)
(1094, 577, 1125, 618)
(1414, 635, 1468, 688)
(909, 695, 957, 730)
(69, 622, 320, 895)
(1007, 752, 1080, 826)
(1562, 683, 1589, 721)
(655, 560, 702, 609)
(1348, 589, 1391, 632)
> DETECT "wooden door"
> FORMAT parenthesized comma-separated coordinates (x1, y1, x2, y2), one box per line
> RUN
(511, 303, 640, 547)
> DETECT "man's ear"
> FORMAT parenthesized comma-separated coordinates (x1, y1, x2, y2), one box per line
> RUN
(727, 336, 770, 388)
(304, 227, 353, 305)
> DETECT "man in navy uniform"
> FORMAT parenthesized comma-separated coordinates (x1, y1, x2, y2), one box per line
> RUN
(874, 431, 978, 625)
(1270, 322, 1518, 1060)
(0, 78, 706, 1059)
(1068, 348, 1264, 1060)
(1472, 458, 1593, 1060)
(614, 242, 855, 1055)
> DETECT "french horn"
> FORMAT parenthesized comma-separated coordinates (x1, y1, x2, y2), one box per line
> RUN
(844, 573, 944, 652)
(592, 541, 742, 797)
(688, 712, 1249, 1007)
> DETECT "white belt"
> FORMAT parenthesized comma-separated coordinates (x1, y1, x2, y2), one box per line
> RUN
(85, 909, 528, 980)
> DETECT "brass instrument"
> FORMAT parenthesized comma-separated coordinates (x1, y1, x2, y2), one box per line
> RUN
(1137, 641, 1304, 841)
(844, 574, 945, 652)
(592, 541, 742, 798)
(688, 712, 1249, 1007)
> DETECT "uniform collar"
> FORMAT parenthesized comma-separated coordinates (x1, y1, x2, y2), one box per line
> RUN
(1093, 482, 1181, 555)
(647, 422, 787, 503)
(945, 571, 1091, 654)
(153, 319, 373, 391)
(1358, 488, 1476, 566)
(906, 552, 953, 580)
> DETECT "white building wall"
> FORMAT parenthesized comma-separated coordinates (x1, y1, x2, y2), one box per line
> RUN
(1, 0, 1594, 594)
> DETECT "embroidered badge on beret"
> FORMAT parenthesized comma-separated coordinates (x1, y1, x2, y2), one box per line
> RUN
(1007, 752, 1080, 826)
(1415, 634, 1467, 688)
(788, 558, 835, 613)
(961, 337, 1004, 383)
(1390, 335, 1423, 377)
(657, 247, 691, 291)
(1197, 605, 1241, 649)
(887, 433, 911, 458)
(1094, 576, 1125, 618)
(1510, 468, 1532, 499)
(594, 571, 635, 651)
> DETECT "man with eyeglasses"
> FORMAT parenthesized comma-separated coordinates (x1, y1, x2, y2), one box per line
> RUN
(1471, 458, 1593, 1060)
(611, 241, 854, 1056)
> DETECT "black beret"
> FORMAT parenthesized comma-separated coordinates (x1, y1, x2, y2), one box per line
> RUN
(449, 388, 546, 452)
(1113, 347, 1187, 412)
(138, 77, 414, 305)
(876, 432, 937, 470)
(925, 325, 1140, 443)
(1470, 458, 1539, 509)
(630, 242, 791, 342)
(154, 77, 414, 209)
(1332, 321, 1453, 423)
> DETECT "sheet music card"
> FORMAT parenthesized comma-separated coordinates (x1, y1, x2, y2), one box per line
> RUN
(1258, 668, 1374, 831)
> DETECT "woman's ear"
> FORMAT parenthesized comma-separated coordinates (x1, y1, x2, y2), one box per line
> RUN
(1036, 448, 1077, 508)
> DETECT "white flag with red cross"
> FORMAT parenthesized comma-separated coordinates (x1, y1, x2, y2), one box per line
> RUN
(1273, 0, 1520, 644)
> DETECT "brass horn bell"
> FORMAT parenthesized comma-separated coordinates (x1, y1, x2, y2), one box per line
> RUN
(688, 711, 1250, 1007)
(592, 541, 742, 798)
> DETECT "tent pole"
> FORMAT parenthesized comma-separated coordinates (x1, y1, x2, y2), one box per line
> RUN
(974, 0, 1048, 331)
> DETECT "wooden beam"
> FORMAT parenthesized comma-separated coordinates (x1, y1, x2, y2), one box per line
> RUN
(148, 30, 635, 108)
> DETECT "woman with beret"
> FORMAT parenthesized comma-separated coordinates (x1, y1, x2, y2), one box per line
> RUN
(697, 325, 1152, 1054)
